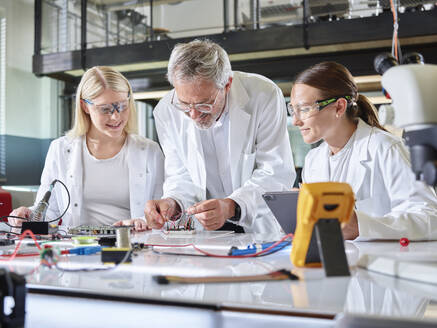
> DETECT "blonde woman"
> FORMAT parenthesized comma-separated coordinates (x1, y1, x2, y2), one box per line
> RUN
(9, 66, 164, 231)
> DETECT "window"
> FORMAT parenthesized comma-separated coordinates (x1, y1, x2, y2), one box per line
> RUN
(0, 17, 6, 181)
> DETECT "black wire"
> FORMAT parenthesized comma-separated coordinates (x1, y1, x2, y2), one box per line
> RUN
(45, 179, 70, 223)
(0, 230, 21, 236)
(0, 179, 71, 230)
(152, 241, 291, 258)
(2, 217, 30, 229)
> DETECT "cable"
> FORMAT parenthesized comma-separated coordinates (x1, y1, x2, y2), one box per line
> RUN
(149, 233, 294, 258)
(0, 229, 43, 261)
(1, 179, 71, 230)
(389, 0, 402, 62)
(45, 179, 70, 223)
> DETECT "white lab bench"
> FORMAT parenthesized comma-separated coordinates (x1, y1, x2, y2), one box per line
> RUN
(1, 231, 437, 327)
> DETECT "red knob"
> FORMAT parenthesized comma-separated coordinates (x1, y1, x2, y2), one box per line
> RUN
(400, 237, 409, 247)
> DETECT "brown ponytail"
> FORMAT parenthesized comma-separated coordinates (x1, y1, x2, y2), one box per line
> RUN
(349, 94, 386, 131)
(294, 61, 386, 131)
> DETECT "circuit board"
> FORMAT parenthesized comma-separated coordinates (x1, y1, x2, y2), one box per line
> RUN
(68, 225, 117, 235)
(163, 213, 195, 233)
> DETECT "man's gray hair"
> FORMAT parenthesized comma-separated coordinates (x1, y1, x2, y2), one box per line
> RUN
(167, 39, 233, 89)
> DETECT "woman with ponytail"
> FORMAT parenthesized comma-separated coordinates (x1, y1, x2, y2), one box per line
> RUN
(290, 61, 437, 240)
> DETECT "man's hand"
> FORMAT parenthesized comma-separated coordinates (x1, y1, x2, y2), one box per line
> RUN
(342, 211, 359, 240)
(187, 198, 235, 231)
(144, 198, 180, 229)
(113, 219, 149, 232)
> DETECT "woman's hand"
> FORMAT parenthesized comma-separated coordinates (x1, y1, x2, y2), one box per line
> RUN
(341, 211, 359, 240)
(8, 207, 32, 227)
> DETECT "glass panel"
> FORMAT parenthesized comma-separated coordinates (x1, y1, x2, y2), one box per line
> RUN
(39, 0, 437, 54)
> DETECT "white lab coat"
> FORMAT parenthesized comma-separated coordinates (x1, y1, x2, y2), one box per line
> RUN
(34, 134, 164, 226)
(302, 118, 437, 240)
(154, 71, 296, 233)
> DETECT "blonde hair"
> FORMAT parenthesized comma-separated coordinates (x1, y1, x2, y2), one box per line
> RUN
(67, 66, 138, 138)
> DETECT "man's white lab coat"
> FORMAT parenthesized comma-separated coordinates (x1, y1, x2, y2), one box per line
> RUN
(154, 71, 296, 233)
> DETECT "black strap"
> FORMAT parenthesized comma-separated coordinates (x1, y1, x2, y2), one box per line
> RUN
(219, 221, 245, 233)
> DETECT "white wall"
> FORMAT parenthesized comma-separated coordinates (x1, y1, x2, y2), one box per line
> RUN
(1, 0, 60, 140)
(156, 0, 226, 38)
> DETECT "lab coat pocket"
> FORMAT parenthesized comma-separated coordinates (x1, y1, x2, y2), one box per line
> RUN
(241, 151, 256, 184)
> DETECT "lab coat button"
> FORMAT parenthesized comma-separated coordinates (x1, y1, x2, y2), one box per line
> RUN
(74, 203, 78, 207)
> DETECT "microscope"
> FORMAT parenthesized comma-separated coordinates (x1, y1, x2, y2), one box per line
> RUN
(375, 53, 437, 186)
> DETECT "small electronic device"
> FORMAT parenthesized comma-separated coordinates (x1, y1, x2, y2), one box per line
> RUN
(0, 269, 26, 327)
(98, 236, 116, 247)
(101, 248, 132, 264)
(291, 182, 354, 276)
(262, 191, 299, 234)
(21, 222, 58, 235)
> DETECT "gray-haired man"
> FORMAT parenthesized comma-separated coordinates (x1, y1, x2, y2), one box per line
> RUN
(145, 39, 295, 233)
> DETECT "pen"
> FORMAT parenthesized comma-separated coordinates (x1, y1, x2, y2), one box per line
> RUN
(228, 241, 291, 256)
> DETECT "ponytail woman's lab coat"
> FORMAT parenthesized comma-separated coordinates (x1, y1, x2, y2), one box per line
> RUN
(302, 119, 437, 240)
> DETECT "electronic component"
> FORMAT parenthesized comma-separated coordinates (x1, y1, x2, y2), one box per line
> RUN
(0, 239, 14, 246)
(98, 237, 116, 247)
(291, 182, 354, 277)
(21, 222, 59, 235)
(164, 213, 195, 233)
(101, 248, 132, 264)
(115, 227, 131, 248)
(68, 246, 102, 256)
(68, 225, 117, 235)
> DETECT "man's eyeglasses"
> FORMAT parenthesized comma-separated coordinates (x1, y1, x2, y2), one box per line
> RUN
(287, 96, 352, 120)
(171, 88, 222, 113)
(82, 95, 130, 115)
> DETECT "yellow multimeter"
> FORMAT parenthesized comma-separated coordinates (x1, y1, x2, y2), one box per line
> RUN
(291, 182, 355, 276)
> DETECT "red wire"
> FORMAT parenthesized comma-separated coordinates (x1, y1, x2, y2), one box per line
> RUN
(0, 229, 43, 261)
(390, 0, 398, 60)
(149, 233, 294, 258)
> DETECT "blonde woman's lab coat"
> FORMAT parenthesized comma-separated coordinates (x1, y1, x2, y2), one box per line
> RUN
(302, 118, 437, 240)
(154, 71, 296, 233)
(33, 134, 164, 227)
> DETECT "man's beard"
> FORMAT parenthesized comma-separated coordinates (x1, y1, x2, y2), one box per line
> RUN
(192, 111, 220, 130)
